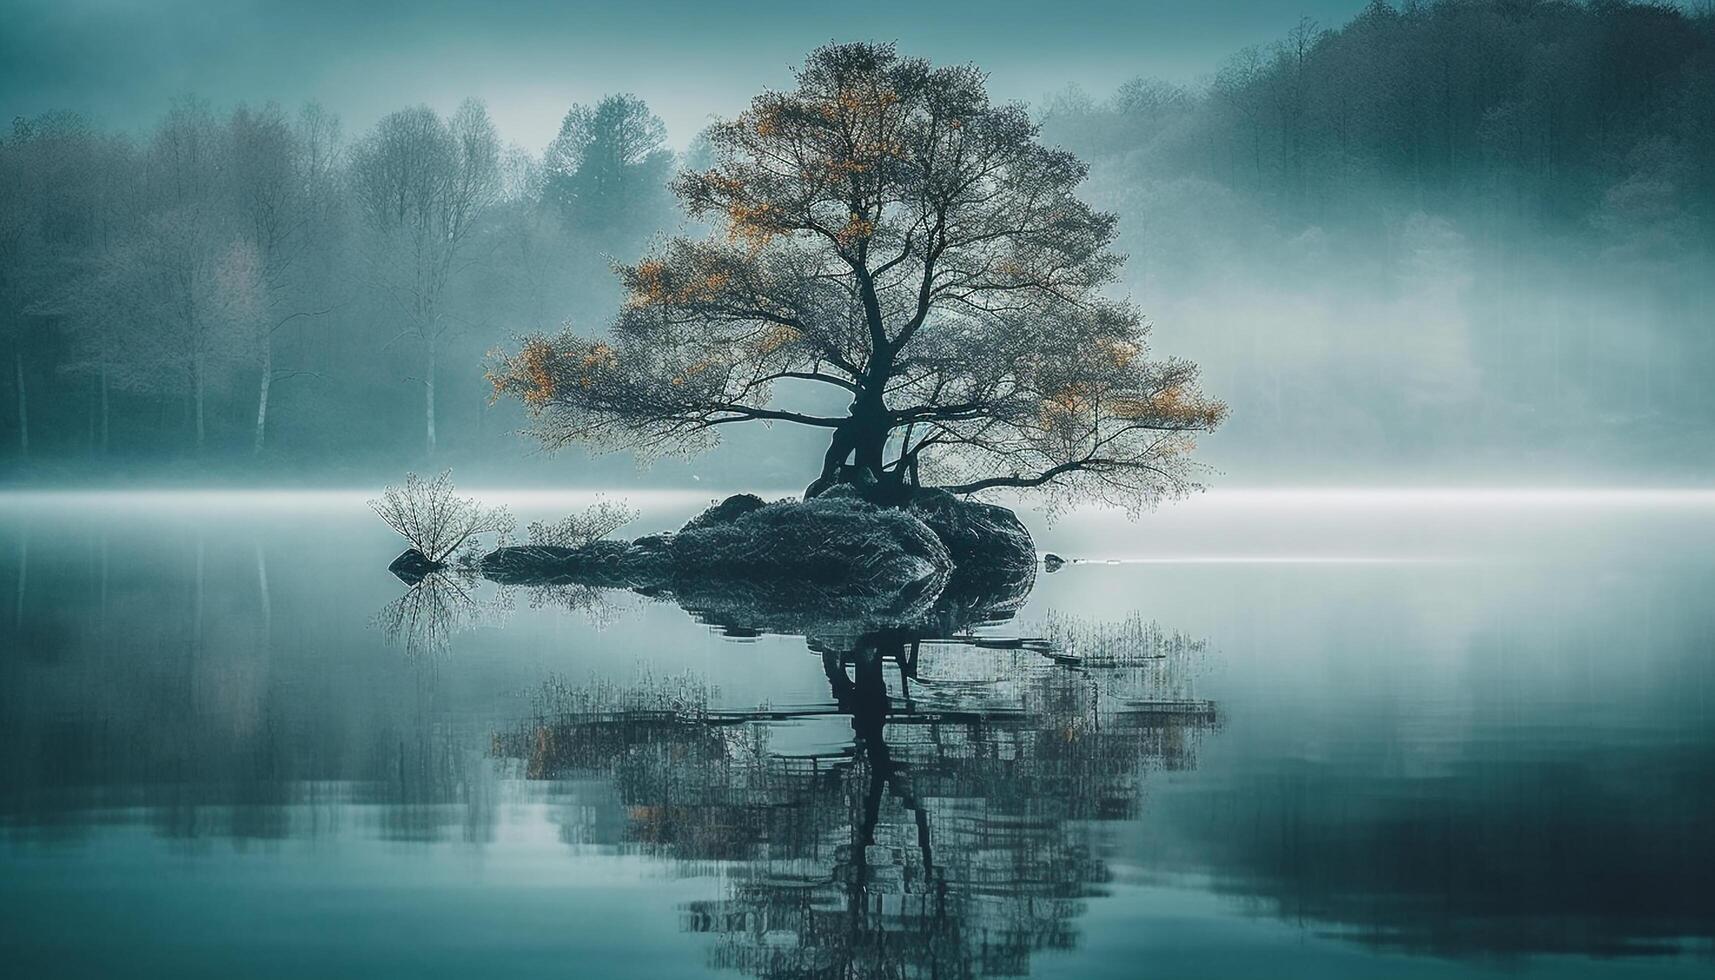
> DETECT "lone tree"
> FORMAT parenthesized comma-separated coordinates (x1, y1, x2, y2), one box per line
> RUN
(490, 43, 1225, 514)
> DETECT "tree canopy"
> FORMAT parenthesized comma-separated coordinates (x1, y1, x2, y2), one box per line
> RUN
(490, 42, 1226, 513)
(350, 99, 502, 454)
(542, 94, 675, 246)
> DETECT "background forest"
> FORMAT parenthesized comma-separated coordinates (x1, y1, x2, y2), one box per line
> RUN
(3, 0, 1712, 486)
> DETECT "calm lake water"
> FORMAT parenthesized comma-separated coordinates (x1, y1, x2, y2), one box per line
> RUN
(2, 488, 1712, 979)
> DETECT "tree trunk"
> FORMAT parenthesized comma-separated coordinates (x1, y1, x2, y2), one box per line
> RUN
(424, 337, 437, 455)
(853, 425, 886, 480)
(255, 542, 271, 635)
(14, 346, 26, 459)
(806, 392, 890, 498)
(253, 341, 272, 455)
(807, 423, 855, 498)
(849, 389, 889, 483)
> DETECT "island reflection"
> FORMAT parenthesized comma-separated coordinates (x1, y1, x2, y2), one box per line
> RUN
(492, 610, 1218, 979)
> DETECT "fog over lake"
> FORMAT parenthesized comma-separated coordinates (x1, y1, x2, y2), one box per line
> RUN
(4, 2, 1714, 977)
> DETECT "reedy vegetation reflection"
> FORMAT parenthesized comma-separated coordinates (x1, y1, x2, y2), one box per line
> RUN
(492, 618, 1217, 979)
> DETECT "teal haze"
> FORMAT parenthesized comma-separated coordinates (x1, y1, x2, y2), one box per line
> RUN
(3, 1, 1712, 485)
(2, 5, 1713, 976)
(0, 0, 1371, 149)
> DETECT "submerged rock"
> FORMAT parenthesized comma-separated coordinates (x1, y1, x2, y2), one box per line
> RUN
(387, 548, 445, 585)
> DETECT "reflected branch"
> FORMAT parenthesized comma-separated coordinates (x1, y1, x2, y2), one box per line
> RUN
(492, 615, 1219, 978)
(371, 572, 480, 659)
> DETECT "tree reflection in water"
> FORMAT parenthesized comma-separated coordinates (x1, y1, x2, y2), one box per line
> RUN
(375, 570, 632, 659)
(371, 571, 479, 659)
(493, 615, 1216, 979)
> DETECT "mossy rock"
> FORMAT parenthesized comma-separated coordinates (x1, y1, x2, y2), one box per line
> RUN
(680, 493, 768, 531)
(468, 487, 1034, 635)
(671, 495, 951, 595)
(387, 548, 445, 585)
(480, 539, 672, 589)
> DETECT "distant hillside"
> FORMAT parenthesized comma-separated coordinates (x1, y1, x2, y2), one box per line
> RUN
(1041, 0, 1715, 480)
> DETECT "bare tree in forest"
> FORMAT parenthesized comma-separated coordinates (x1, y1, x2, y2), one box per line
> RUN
(1, 113, 118, 456)
(491, 43, 1224, 514)
(0, 120, 43, 456)
(350, 100, 500, 455)
(227, 102, 343, 454)
(114, 99, 252, 451)
(1215, 45, 1270, 187)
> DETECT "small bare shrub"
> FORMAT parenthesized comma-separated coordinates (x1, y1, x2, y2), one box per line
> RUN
(526, 497, 637, 549)
(370, 470, 514, 562)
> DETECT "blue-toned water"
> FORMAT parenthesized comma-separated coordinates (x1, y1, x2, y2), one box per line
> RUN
(2, 489, 1711, 978)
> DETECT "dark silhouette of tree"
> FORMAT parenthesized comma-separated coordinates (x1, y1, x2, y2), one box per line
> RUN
(489, 43, 1226, 514)
(542, 94, 676, 252)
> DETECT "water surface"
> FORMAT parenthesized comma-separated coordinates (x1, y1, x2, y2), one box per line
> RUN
(2, 489, 1711, 978)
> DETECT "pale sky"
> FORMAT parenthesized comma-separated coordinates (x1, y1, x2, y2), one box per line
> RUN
(2, 0, 1369, 150)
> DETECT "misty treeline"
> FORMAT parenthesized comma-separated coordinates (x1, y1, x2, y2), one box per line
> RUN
(0, 91, 682, 476)
(3, 0, 1713, 483)
(1041, 0, 1715, 476)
